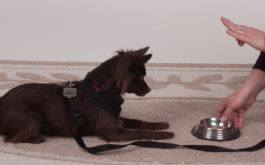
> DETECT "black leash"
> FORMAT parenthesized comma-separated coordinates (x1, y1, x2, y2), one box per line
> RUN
(74, 137, 265, 154)
(62, 81, 265, 155)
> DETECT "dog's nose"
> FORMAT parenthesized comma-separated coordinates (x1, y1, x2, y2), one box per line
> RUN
(146, 87, 151, 93)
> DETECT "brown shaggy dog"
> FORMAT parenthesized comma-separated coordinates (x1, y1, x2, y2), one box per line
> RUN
(0, 47, 174, 144)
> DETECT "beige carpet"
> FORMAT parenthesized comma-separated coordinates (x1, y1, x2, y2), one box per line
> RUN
(0, 61, 265, 165)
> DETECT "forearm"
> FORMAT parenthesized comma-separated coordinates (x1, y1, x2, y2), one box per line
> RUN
(260, 35, 265, 52)
(242, 69, 265, 98)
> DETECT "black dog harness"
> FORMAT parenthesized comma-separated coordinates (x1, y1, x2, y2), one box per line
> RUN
(77, 80, 124, 116)
(62, 80, 123, 136)
(62, 81, 265, 155)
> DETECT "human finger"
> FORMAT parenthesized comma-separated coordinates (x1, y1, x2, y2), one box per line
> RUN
(232, 112, 239, 128)
(220, 17, 238, 33)
(220, 17, 230, 27)
(237, 40, 245, 47)
(220, 17, 233, 29)
(220, 106, 235, 122)
(216, 101, 227, 118)
(238, 111, 245, 129)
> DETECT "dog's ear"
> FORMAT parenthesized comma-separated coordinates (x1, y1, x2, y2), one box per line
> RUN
(129, 54, 152, 73)
(132, 54, 152, 65)
(136, 46, 149, 55)
(140, 54, 152, 63)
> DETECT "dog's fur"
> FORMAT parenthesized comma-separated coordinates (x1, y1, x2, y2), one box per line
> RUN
(0, 47, 174, 144)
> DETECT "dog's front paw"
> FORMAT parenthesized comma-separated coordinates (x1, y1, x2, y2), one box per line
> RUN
(145, 122, 169, 130)
(151, 131, 175, 140)
(164, 131, 175, 139)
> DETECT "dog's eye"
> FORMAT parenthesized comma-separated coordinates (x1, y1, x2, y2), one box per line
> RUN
(138, 76, 144, 80)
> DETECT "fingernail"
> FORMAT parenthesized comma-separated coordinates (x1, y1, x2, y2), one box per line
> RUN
(220, 117, 225, 122)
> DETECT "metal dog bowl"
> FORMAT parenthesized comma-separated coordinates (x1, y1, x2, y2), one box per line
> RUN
(191, 117, 240, 141)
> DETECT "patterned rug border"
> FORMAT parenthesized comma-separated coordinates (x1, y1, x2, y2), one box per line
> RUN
(126, 97, 265, 103)
(0, 60, 253, 68)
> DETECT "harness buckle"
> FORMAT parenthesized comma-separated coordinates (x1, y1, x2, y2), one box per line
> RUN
(72, 113, 86, 128)
(72, 113, 82, 119)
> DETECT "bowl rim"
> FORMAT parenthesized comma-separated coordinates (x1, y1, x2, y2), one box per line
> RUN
(198, 117, 234, 130)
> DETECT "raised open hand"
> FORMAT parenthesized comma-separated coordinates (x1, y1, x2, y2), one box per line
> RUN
(221, 17, 265, 51)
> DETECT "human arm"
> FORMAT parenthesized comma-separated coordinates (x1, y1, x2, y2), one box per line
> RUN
(216, 68, 265, 128)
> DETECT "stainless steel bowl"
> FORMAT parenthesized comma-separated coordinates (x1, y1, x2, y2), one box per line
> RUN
(191, 117, 241, 141)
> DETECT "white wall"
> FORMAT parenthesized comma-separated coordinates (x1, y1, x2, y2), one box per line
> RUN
(0, 0, 264, 64)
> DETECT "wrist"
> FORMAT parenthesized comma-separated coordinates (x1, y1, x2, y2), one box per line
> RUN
(242, 69, 265, 98)
(241, 85, 258, 99)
